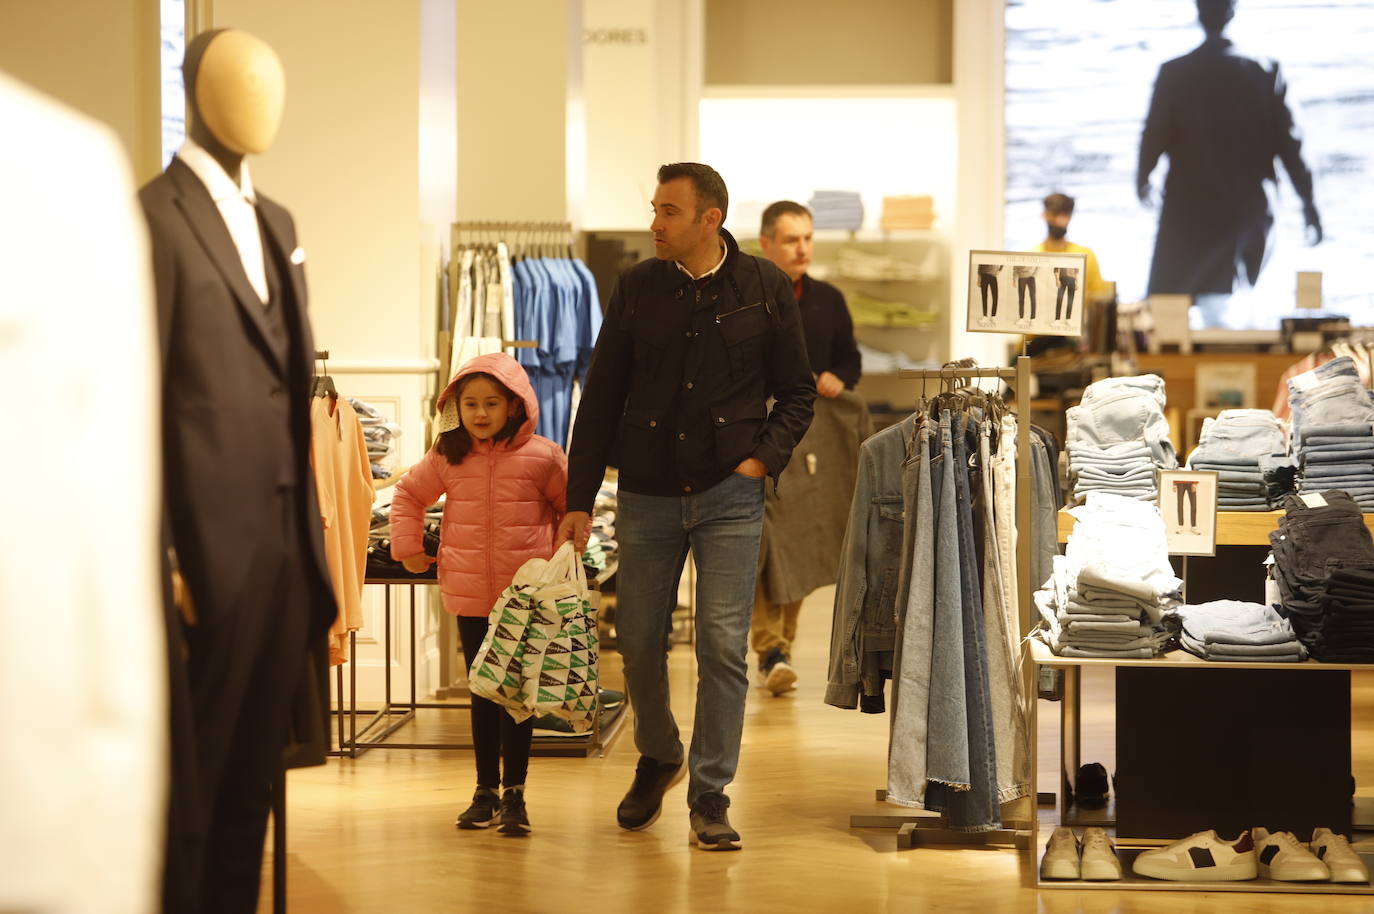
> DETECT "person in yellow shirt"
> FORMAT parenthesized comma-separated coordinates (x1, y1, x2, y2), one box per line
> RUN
(1037, 192, 1109, 299)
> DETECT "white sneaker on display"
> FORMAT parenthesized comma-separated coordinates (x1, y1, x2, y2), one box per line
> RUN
(1079, 827, 1123, 881)
(1309, 827, 1369, 883)
(1040, 826, 1080, 880)
(1132, 829, 1258, 882)
(1253, 827, 1330, 881)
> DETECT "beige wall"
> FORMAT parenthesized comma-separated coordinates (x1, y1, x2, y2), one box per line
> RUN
(211, 0, 424, 364)
(0, 0, 161, 181)
(456, 0, 580, 221)
(704, 0, 952, 86)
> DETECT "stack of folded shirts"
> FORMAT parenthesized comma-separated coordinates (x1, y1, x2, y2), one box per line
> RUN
(879, 195, 935, 231)
(1270, 490, 1374, 661)
(834, 246, 936, 281)
(1175, 600, 1306, 661)
(1186, 409, 1287, 511)
(807, 190, 865, 231)
(1288, 355, 1374, 512)
(1066, 375, 1177, 505)
(1034, 493, 1182, 658)
(847, 290, 938, 327)
(855, 342, 935, 375)
(350, 396, 402, 473)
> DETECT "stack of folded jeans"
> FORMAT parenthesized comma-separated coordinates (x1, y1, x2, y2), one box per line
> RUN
(1288, 356, 1374, 512)
(1185, 409, 1287, 511)
(1034, 493, 1182, 658)
(1175, 600, 1306, 662)
(1066, 375, 1177, 504)
(1261, 454, 1299, 505)
(1270, 490, 1374, 661)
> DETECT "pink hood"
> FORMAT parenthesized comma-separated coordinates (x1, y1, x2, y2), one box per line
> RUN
(438, 352, 540, 448)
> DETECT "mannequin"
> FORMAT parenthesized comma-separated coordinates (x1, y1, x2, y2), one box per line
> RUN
(140, 29, 336, 914)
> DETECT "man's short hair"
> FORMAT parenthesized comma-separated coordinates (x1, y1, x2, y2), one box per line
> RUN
(657, 162, 729, 224)
(760, 201, 812, 238)
(1043, 192, 1075, 215)
(1197, 0, 1236, 31)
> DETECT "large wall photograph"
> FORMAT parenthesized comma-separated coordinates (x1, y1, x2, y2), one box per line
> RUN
(1005, 0, 1374, 329)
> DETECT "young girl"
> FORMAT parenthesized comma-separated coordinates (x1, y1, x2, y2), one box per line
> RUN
(390, 352, 567, 836)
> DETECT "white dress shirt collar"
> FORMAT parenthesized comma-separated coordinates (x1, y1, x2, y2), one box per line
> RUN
(176, 140, 270, 305)
(177, 139, 257, 205)
(676, 237, 728, 281)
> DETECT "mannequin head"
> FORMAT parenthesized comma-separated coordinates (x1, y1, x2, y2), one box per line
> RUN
(183, 29, 285, 178)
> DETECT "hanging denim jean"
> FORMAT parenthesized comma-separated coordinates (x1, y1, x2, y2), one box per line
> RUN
(923, 411, 971, 799)
(887, 416, 937, 808)
(926, 411, 1002, 832)
(980, 419, 1030, 804)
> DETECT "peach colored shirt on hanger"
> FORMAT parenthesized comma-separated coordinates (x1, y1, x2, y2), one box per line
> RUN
(311, 395, 375, 664)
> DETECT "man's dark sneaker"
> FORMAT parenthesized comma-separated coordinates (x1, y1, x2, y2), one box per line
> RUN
(688, 792, 741, 851)
(1075, 762, 1110, 809)
(498, 787, 531, 836)
(760, 647, 798, 696)
(455, 786, 500, 829)
(617, 756, 685, 830)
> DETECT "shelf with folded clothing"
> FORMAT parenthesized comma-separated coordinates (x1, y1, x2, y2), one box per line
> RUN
(1057, 507, 1374, 547)
(1030, 637, 1374, 672)
(372, 470, 402, 491)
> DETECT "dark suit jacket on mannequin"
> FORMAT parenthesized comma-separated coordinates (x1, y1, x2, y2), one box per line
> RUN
(141, 155, 336, 912)
(1138, 38, 1317, 295)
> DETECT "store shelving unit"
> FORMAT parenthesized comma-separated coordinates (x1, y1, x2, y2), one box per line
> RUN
(1031, 508, 1374, 894)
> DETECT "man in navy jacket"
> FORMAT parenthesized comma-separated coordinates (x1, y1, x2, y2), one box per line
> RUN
(559, 163, 815, 851)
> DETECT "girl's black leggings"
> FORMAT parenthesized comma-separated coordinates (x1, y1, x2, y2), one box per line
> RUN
(458, 615, 533, 788)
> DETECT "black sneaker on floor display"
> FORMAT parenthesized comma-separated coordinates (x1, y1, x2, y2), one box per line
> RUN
(498, 788, 531, 836)
(1075, 762, 1109, 809)
(532, 713, 580, 737)
(599, 688, 625, 710)
(759, 647, 798, 696)
(688, 792, 741, 851)
(617, 756, 685, 830)
(455, 786, 500, 830)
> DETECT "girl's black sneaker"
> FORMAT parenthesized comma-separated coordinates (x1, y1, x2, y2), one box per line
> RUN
(455, 786, 500, 829)
(498, 787, 531, 836)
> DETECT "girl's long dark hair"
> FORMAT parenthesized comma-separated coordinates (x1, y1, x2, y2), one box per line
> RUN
(435, 372, 527, 464)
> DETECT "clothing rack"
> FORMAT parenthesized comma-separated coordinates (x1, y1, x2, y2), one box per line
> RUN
(849, 356, 1036, 849)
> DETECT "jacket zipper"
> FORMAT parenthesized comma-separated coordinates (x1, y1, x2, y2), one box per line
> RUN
(486, 444, 494, 601)
(714, 300, 762, 322)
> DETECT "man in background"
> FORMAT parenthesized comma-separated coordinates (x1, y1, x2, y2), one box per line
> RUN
(752, 201, 864, 695)
(1038, 192, 1107, 301)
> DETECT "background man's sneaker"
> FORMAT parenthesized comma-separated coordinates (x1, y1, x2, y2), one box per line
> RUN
(455, 786, 500, 830)
(688, 793, 741, 851)
(1310, 828, 1370, 883)
(1133, 830, 1257, 881)
(498, 787, 531, 837)
(1253, 827, 1327, 881)
(760, 647, 798, 696)
(1039, 826, 1080, 880)
(1079, 828, 1123, 881)
(617, 757, 684, 830)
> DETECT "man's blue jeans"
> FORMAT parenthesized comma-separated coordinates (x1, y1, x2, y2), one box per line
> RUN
(615, 472, 765, 806)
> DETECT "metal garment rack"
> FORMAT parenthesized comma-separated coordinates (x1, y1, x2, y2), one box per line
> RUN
(330, 575, 625, 759)
(848, 356, 1037, 849)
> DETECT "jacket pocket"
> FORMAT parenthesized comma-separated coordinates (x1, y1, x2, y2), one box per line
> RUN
(711, 400, 768, 466)
(617, 407, 669, 472)
(716, 302, 771, 378)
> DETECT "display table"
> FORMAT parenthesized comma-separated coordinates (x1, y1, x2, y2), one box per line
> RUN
(1035, 508, 1373, 894)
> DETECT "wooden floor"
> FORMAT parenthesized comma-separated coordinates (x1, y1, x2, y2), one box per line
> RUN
(261, 586, 1374, 913)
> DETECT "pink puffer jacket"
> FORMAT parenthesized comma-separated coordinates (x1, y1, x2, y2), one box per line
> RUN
(389, 353, 567, 616)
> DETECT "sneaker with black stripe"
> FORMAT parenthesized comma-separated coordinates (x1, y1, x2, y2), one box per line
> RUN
(1253, 827, 1328, 881)
(1132, 829, 1258, 882)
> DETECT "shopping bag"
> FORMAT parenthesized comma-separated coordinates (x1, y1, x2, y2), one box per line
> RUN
(467, 542, 599, 728)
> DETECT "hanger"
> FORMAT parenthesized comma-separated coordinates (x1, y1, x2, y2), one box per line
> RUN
(313, 350, 337, 400)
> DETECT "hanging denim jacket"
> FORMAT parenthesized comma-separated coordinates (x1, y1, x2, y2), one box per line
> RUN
(825, 413, 916, 710)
